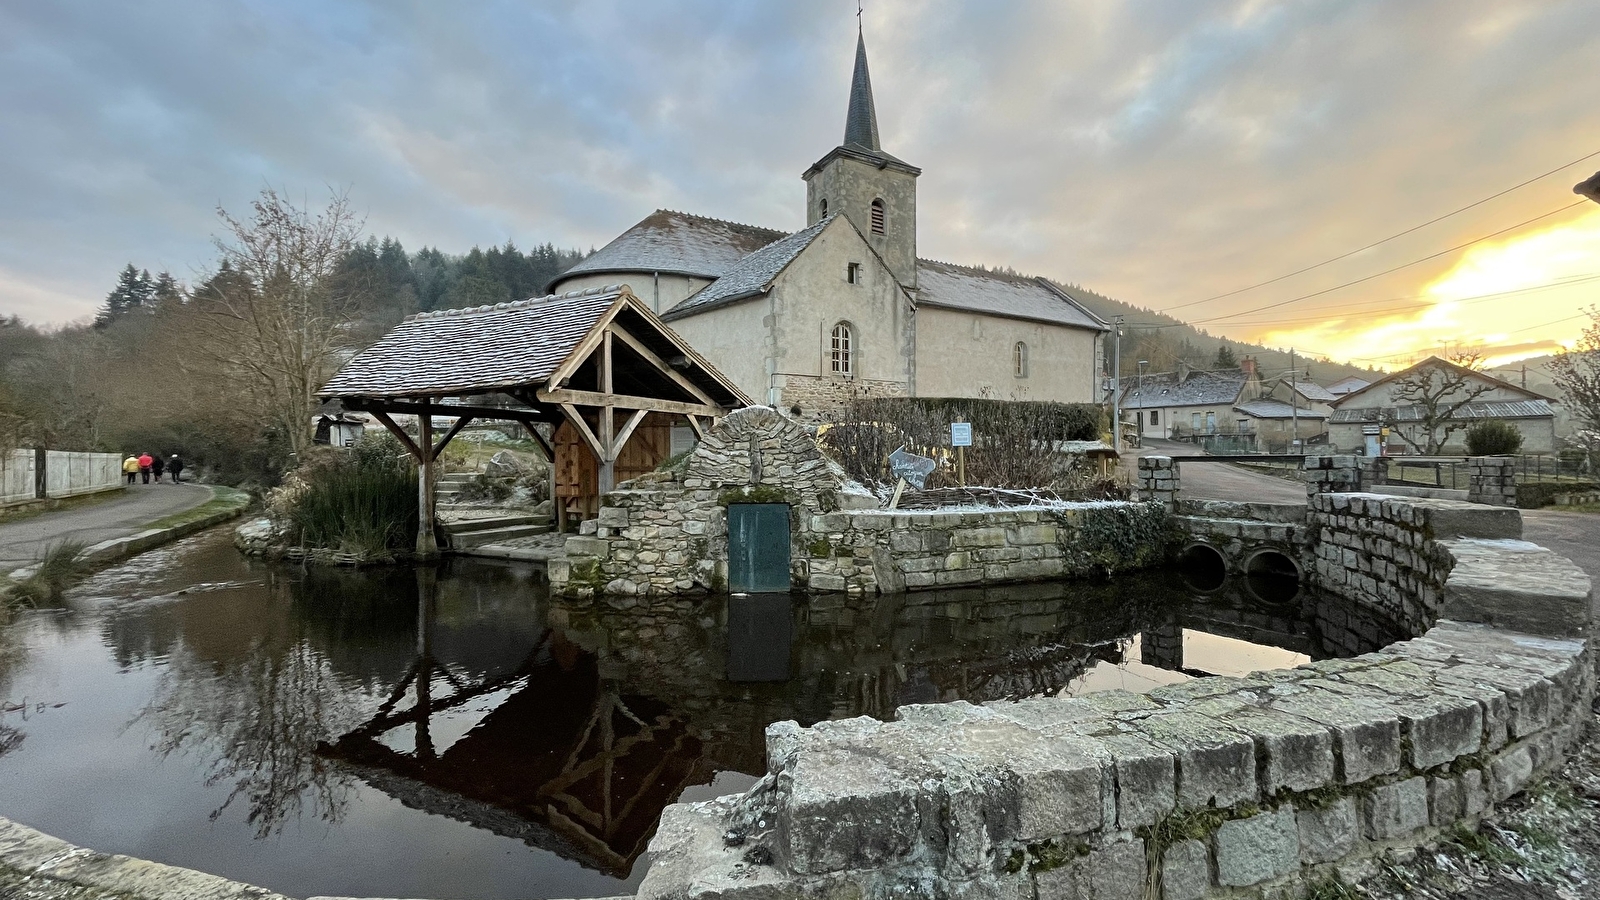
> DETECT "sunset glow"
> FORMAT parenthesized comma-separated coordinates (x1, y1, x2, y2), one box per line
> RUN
(1248, 206, 1600, 370)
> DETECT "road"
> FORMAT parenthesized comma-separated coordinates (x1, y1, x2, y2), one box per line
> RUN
(1132, 439, 1600, 585)
(0, 483, 213, 573)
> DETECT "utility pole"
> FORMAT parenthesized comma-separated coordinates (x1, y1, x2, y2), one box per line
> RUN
(1111, 316, 1124, 452)
(1290, 348, 1299, 453)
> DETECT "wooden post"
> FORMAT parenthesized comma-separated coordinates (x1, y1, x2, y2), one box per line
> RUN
(957, 445, 966, 487)
(599, 328, 616, 494)
(417, 400, 439, 559)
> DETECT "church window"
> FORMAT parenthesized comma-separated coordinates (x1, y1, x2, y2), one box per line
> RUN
(830, 322, 854, 378)
(1014, 341, 1028, 378)
(870, 199, 886, 234)
(820, 198, 828, 217)
(846, 262, 862, 284)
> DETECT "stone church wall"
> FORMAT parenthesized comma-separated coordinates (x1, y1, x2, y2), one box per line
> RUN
(915, 305, 1100, 404)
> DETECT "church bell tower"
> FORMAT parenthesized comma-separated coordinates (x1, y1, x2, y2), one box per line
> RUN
(803, 29, 921, 290)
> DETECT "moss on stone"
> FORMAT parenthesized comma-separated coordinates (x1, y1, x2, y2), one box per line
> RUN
(807, 537, 832, 558)
(567, 558, 608, 594)
(718, 485, 797, 507)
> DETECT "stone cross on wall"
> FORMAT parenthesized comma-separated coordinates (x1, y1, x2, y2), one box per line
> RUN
(748, 435, 762, 485)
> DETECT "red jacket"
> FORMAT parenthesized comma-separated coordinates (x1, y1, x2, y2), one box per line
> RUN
(137, 454, 153, 469)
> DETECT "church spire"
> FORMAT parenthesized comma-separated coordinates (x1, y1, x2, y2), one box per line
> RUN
(843, 29, 880, 151)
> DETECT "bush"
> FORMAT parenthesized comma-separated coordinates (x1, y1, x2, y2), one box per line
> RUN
(283, 433, 418, 557)
(1465, 419, 1524, 456)
(819, 397, 1106, 491)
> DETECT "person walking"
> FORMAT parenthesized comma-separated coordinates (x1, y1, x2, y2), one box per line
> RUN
(137, 452, 153, 484)
(151, 455, 166, 483)
(122, 454, 140, 485)
(168, 454, 184, 484)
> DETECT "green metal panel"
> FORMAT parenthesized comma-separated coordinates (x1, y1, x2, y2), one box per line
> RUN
(727, 503, 791, 593)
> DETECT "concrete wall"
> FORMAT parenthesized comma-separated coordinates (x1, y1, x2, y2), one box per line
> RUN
(656, 294, 772, 406)
(549, 272, 712, 315)
(914, 306, 1100, 404)
(640, 493, 1596, 900)
(1, 449, 124, 506)
(805, 154, 918, 290)
(1327, 418, 1557, 455)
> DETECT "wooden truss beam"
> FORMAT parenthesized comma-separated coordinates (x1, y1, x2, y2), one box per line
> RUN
(534, 388, 724, 419)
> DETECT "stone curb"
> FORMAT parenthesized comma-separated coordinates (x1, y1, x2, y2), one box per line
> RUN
(450, 545, 557, 563)
(0, 814, 291, 899)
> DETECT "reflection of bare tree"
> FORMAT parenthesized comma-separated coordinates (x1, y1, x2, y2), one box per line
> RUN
(136, 633, 370, 836)
(0, 621, 26, 759)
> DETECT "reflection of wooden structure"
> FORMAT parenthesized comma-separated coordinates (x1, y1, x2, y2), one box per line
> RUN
(319, 286, 751, 554)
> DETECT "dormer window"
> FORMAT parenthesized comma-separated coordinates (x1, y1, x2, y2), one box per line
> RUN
(870, 199, 885, 234)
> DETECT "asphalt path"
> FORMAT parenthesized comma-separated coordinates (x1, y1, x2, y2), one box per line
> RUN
(1131, 439, 1600, 585)
(0, 482, 212, 573)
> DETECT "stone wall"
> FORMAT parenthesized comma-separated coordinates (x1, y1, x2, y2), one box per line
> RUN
(1304, 453, 1364, 495)
(1137, 456, 1180, 510)
(638, 493, 1596, 900)
(1467, 456, 1518, 507)
(553, 407, 1168, 598)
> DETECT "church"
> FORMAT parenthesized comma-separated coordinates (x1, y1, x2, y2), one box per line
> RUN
(548, 32, 1109, 418)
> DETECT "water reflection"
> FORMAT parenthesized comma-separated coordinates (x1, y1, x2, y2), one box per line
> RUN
(0, 535, 1406, 896)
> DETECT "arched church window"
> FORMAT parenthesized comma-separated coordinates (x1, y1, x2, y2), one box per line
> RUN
(1014, 342, 1028, 378)
(870, 199, 886, 234)
(820, 198, 828, 217)
(830, 322, 854, 378)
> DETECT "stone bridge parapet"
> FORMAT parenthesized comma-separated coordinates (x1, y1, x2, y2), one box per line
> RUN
(639, 492, 1596, 900)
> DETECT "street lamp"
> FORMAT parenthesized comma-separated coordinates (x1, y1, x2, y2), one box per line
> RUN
(1576, 171, 1600, 204)
(1137, 360, 1149, 448)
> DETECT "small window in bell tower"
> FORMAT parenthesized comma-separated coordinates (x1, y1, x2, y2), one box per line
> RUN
(870, 199, 885, 234)
(820, 198, 828, 217)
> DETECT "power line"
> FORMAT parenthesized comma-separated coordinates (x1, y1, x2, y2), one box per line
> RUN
(1186, 201, 1589, 326)
(1163, 147, 1600, 313)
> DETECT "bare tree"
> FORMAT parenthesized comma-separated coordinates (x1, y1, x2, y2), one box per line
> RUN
(193, 188, 367, 462)
(1550, 307, 1600, 432)
(1386, 352, 1495, 455)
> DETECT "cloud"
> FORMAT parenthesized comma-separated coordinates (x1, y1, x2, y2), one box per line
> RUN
(3, 0, 1599, 366)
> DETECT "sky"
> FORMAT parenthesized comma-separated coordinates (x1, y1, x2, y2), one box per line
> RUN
(3, 0, 1599, 371)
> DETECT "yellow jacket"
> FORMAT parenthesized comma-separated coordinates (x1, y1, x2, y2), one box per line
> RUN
(123, 457, 141, 474)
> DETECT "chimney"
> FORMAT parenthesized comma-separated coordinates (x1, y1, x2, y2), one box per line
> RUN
(1177, 360, 1192, 383)
(1240, 356, 1257, 380)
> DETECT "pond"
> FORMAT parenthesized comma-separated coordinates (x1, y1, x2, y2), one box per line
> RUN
(0, 529, 1404, 899)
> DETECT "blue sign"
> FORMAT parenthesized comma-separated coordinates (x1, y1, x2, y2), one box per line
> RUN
(950, 422, 972, 447)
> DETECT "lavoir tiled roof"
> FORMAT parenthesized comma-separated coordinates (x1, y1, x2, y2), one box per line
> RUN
(915, 261, 1109, 332)
(551, 210, 787, 288)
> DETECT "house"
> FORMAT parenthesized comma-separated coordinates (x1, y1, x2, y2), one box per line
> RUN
(1120, 358, 1266, 443)
(1327, 356, 1558, 455)
(1233, 399, 1329, 452)
(1324, 375, 1372, 399)
(548, 31, 1110, 418)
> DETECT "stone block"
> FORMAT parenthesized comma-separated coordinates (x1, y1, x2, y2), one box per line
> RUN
(1136, 713, 1256, 809)
(954, 526, 1008, 548)
(1097, 731, 1176, 830)
(1461, 768, 1488, 816)
(1490, 745, 1534, 801)
(1162, 839, 1210, 900)
(779, 747, 925, 875)
(1267, 691, 1401, 785)
(1008, 523, 1058, 546)
(809, 573, 847, 592)
(1214, 808, 1299, 887)
(1297, 797, 1357, 865)
(564, 536, 609, 558)
(1226, 708, 1335, 794)
(1429, 775, 1464, 825)
(597, 506, 629, 528)
(1010, 737, 1112, 840)
(1362, 776, 1428, 840)
(889, 531, 923, 553)
(1037, 840, 1147, 900)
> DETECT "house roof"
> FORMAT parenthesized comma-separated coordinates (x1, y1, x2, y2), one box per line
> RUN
(1329, 399, 1555, 424)
(1333, 356, 1551, 407)
(1236, 398, 1329, 420)
(915, 261, 1109, 332)
(550, 210, 787, 289)
(660, 216, 835, 321)
(1289, 381, 1337, 402)
(1122, 370, 1245, 410)
(319, 285, 750, 408)
(1324, 375, 1371, 395)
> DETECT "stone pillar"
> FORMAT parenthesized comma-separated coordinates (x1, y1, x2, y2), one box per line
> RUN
(1304, 454, 1362, 498)
(1139, 623, 1184, 672)
(1137, 456, 1179, 510)
(1467, 457, 1518, 507)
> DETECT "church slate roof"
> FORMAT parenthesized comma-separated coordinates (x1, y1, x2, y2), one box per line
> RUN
(915, 260, 1109, 332)
(551, 210, 788, 289)
(660, 217, 835, 322)
(844, 31, 881, 153)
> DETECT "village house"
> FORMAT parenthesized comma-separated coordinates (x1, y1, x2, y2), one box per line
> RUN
(1327, 356, 1558, 455)
(548, 33, 1110, 419)
(1120, 358, 1266, 444)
